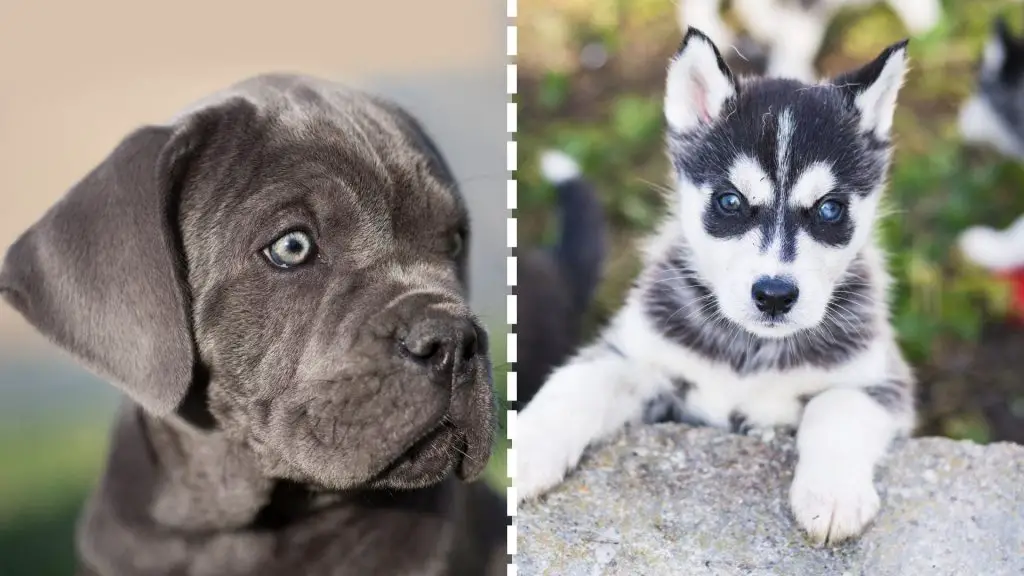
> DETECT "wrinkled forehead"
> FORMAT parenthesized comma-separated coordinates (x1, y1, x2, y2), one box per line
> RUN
(671, 79, 888, 203)
(180, 74, 464, 221)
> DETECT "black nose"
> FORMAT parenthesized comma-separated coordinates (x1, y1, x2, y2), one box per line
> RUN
(400, 316, 481, 376)
(751, 276, 799, 317)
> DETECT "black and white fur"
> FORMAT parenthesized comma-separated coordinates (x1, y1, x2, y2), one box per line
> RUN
(680, 0, 940, 81)
(517, 29, 915, 546)
(958, 15, 1024, 271)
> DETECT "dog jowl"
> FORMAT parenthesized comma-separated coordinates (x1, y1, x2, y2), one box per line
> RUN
(517, 29, 916, 547)
(0, 74, 502, 575)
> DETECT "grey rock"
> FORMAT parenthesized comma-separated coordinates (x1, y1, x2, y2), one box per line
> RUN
(517, 425, 1024, 576)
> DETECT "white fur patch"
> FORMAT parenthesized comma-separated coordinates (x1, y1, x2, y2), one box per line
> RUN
(776, 109, 795, 189)
(678, 0, 735, 48)
(982, 37, 1007, 75)
(788, 162, 836, 208)
(729, 155, 773, 205)
(958, 214, 1024, 272)
(539, 150, 581, 184)
(887, 0, 942, 35)
(852, 47, 908, 138)
(958, 95, 1024, 158)
(665, 33, 736, 133)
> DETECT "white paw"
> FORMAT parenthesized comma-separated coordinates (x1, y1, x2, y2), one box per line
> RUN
(515, 411, 585, 502)
(789, 463, 880, 546)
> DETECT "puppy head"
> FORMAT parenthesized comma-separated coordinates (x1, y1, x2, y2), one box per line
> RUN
(959, 16, 1024, 158)
(0, 74, 496, 491)
(664, 29, 907, 338)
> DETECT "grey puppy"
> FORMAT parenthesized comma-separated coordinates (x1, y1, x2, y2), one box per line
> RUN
(0, 74, 505, 576)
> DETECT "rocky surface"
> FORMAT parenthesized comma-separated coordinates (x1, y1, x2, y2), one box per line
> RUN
(517, 425, 1024, 575)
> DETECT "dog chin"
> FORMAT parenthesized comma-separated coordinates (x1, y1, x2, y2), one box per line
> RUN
(369, 423, 464, 490)
(739, 316, 804, 339)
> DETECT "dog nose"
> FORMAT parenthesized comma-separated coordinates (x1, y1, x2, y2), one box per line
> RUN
(751, 276, 799, 316)
(400, 316, 480, 375)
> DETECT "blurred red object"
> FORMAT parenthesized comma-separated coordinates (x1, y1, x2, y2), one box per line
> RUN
(997, 268, 1024, 322)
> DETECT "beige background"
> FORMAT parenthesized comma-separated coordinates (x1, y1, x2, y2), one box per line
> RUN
(0, 0, 507, 349)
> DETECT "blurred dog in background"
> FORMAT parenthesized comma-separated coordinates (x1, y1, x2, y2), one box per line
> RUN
(517, 151, 607, 407)
(957, 14, 1024, 316)
(679, 0, 941, 81)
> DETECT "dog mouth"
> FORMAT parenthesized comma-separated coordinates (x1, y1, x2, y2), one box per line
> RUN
(743, 314, 800, 338)
(369, 420, 467, 490)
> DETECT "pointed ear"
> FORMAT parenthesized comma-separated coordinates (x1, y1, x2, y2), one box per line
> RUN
(0, 125, 196, 416)
(665, 27, 739, 135)
(832, 39, 909, 139)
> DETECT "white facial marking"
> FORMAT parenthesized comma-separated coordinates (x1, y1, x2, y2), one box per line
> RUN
(665, 33, 736, 134)
(788, 162, 836, 208)
(776, 108, 794, 190)
(729, 155, 773, 205)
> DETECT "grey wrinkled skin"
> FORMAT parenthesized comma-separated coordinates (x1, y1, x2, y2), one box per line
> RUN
(0, 73, 505, 576)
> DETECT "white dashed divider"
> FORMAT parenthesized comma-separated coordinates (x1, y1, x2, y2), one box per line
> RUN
(506, 1, 518, 574)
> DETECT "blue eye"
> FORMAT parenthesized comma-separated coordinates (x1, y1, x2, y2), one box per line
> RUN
(264, 231, 315, 268)
(716, 192, 744, 214)
(817, 199, 844, 223)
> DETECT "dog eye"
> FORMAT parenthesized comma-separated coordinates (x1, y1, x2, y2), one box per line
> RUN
(715, 191, 745, 214)
(263, 231, 316, 269)
(816, 199, 845, 223)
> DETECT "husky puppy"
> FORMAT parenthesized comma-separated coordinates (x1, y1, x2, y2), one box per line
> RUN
(680, 0, 940, 81)
(516, 28, 915, 546)
(518, 151, 608, 407)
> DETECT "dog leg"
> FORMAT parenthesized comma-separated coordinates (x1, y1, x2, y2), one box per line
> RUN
(516, 343, 670, 501)
(789, 386, 908, 545)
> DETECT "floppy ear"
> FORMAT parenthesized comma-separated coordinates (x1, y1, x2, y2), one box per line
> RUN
(665, 27, 739, 135)
(0, 125, 195, 416)
(832, 39, 909, 140)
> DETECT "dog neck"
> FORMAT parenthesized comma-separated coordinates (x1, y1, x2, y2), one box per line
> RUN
(75, 402, 470, 575)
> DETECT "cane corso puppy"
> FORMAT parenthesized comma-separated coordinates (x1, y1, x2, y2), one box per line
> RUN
(0, 74, 506, 576)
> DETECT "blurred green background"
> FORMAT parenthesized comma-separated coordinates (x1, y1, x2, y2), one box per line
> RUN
(0, 331, 508, 576)
(517, 0, 1024, 446)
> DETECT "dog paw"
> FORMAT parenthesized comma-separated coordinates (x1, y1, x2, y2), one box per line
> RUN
(515, 413, 583, 502)
(789, 464, 880, 546)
